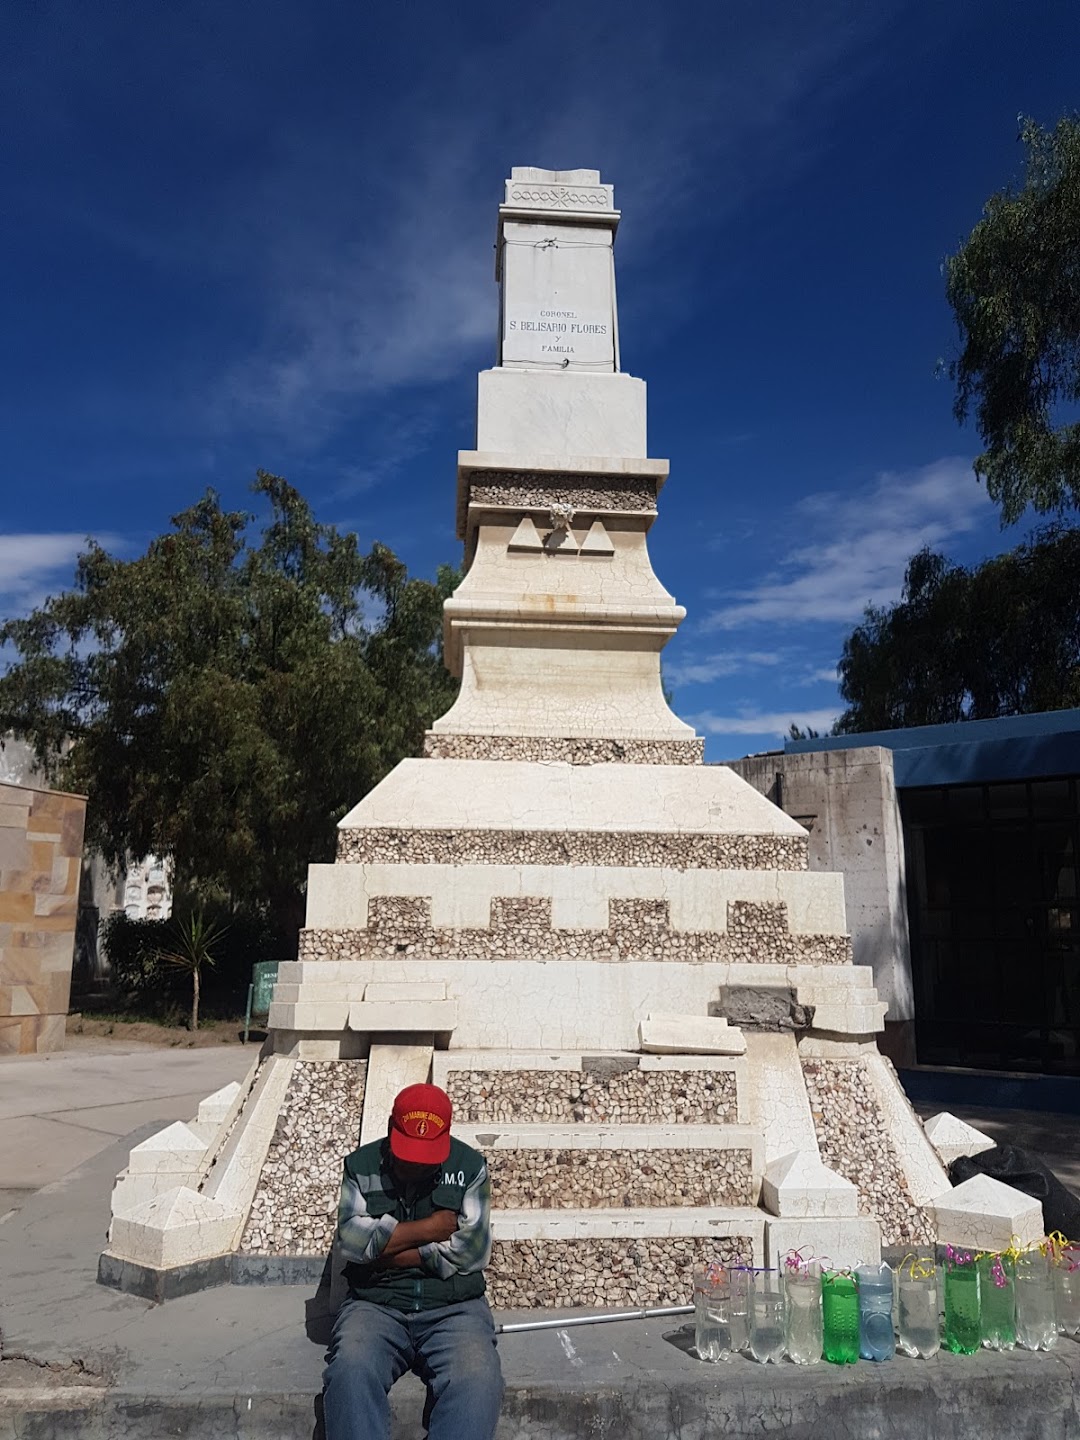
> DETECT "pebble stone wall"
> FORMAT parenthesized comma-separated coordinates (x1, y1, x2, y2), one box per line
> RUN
(241, 1060, 367, 1256)
(420, 735, 705, 766)
(801, 1057, 934, 1248)
(470, 477, 658, 513)
(337, 826, 804, 869)
(486, 1234, 754, 1310)
(488, 1147, 755, 1209)
(300, 897, 851, 966)
(457, 471, 658, 534)
(446, 1066, 739, 1125)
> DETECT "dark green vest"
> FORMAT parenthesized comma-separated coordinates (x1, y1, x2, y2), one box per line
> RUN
(341, 1135, 487, 1312)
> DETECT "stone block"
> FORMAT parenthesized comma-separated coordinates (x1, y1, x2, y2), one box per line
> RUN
(348, 1000, 457, 1034)
(197, 1081, 243, 1128)
(930, 1173, 1043, 1251)
(922, 1112, 995, 1167)
(359, 1042, 433, 1145)
(107, 1186, 240, 1269)
(475, 368, 648, 457)
(126, 1121, 207, 1177)
(765, 1216, 881, 1270)
(363, 981, 447, 1004)
(761, 1149, 859, 1218)
(639, 1013, 746, 1055)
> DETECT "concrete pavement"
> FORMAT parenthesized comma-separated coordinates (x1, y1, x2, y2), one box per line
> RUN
(0, 1042, 255, 1220)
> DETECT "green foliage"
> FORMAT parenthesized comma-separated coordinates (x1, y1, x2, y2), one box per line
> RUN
(102, 904, 282, 1020)
(0, 473, 459, 951)
(836, 525, 1080, 731)
(945, 116, 1080, 523)
(155, 909, 224, 1031)
(100, 913, 177, 1012)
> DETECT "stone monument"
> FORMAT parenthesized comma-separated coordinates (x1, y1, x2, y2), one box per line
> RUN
(100, 168, 961, 1304)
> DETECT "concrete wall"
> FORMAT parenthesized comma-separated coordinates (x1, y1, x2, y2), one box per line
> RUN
(725, 747, 914, 1063)
(0, 780, 87, 1054)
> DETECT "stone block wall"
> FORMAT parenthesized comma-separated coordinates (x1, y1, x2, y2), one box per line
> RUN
(0, 780, 86, 1055)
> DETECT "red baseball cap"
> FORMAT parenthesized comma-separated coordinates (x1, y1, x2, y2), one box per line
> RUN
(389, 1083, 453, 1165)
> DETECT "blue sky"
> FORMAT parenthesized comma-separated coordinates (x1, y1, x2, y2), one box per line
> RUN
(3, 0, 1078, 758)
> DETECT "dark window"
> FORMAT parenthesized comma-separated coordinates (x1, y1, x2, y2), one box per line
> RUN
(902, 777, 1080, 1075)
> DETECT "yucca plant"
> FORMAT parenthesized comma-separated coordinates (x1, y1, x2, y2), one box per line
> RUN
(156, 910, 226, 1031)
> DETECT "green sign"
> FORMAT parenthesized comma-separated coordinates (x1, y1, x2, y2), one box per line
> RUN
(250, 960, 279, 1017)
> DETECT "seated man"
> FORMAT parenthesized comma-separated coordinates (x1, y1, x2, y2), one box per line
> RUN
(322, 1082, 504, 1440)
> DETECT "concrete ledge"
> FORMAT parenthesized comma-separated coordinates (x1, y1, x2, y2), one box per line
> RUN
(96, 1250, 233, 1303)
(4, 1343, 1080, 1440)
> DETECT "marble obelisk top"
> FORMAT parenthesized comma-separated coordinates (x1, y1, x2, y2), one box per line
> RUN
(496, 166, 620, 374)
(502, 166, 617, 217)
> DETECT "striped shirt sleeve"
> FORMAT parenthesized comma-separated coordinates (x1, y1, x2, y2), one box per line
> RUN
(336, 1161, 398, 1264)
(418, 1161, 492, 1278)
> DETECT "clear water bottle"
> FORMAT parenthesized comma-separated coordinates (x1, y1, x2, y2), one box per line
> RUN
(1016, 1248, 1058, 1351)
(693, 1262, 735, 1363)
(978, 1252, 1016, 1350)
(728, 1263, 752, 1354)
(943, 1249, 980, 1354)
(1053, 1243, 1080, 1336)
(784, 1258, 823, 1365)
(748, 1268, 786, 1363)
(856, 1261, 895, 1361)
(822, 1270, 860, 1364)
(897, 1258, 939, 1358)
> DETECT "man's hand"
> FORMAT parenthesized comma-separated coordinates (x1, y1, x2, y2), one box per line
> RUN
(424, 1208, 459, 1243)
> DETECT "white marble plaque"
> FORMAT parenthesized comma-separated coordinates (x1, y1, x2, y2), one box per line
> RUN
(503, 305, 613, 367)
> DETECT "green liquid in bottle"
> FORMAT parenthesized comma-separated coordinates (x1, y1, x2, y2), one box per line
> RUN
(978, 1254, 1015, 1351)
(944, 1259, 980, 1354)
(822, 1272, 859, 1365)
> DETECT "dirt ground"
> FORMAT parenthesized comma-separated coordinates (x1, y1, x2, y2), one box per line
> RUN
(65, 1014, 265, 1048)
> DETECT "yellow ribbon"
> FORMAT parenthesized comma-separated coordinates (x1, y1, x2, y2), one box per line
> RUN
(899, 1251, 935, 1281)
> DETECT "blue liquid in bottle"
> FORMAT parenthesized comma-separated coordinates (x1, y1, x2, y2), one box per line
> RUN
(856, 1262, 895, 1361)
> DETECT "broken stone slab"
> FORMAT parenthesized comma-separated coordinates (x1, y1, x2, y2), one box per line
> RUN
(931, 1173, 1043, 1251)
(761, 1149, 860, 1218)
(711, 985, 814, 1033)
(922, 1112, 995, 1167)
(638, 1014, 746, 1056)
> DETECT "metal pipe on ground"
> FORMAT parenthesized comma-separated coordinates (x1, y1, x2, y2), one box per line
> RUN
(496, 1304, 693, 1334)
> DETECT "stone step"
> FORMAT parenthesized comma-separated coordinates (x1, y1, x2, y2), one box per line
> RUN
(434, 1048, 747, 1125)
(487, 1205, 765, 1309)
(455, 1122, 764, 1209)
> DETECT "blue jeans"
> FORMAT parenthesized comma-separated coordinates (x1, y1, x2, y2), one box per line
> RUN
(322, 1296, 504, 1440)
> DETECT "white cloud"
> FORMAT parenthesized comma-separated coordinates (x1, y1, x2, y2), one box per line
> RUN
(691, 707, 840, 737)
(0, 534, 94, 612)
(666, 650, 783, 685)
(702, 458, 995, 630)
